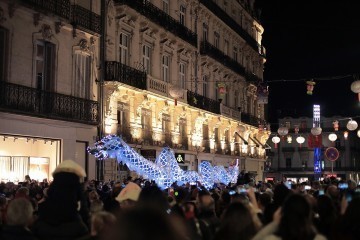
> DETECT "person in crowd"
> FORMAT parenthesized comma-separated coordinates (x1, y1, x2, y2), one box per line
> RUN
(78, 211, 116, 240)
(314, 195, 337, 239)
(214, 202, 258, 240)
(31, 160, 89, 240)
(103, 207, 187, 240)
(197, 190, 220, 238)
(263, 184, 291, 224)
(115, 182, 141, 210)
(137, 185, 169, 212)
(0, 195, 7, 227)
(1, 198, 37, 240)
(332, 197, 360, 240)
(252, 194, 326, 240)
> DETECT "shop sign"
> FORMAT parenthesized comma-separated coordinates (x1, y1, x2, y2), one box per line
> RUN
(174, 153, 185, 164)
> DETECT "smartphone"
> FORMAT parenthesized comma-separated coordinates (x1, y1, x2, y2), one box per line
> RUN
(229, 190, 236, 195)
(304, 185, 311, 190)
(338, 183, 348, 189)
(319, 189, 324, 195)
(237, 187, 247, 193)
(285, 182, 292, 189)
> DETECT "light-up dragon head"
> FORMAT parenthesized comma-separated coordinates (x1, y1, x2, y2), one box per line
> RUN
(87, 135, 126, 160)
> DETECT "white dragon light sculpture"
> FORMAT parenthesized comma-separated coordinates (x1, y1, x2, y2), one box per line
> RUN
(88, 135, 239, 189)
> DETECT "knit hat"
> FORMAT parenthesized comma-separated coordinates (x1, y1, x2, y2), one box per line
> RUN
(116, 182, 141, 203)
(52, 160, 86, 178)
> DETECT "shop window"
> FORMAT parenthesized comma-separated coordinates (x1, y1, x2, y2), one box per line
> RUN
(141, 108, 152, 141)
(117, 102, 130, 140)
(162, 114, 171, 144)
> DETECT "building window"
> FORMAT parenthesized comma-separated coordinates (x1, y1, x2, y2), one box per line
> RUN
(117, 102, 130, 140)
(35, 41, 55, 91)
(234, 90, 239, 108)
(119, 32, 129, 65)
(233, 47, 238, 62)
(179, 62, 186, 89)
(142, 45, 151, 73)
(179, 5, 186, 25)
(162, 0, 169, 14)
(73, 52, 91, 99)
(141, 108, 152, 140)
(162, 114, 171, 144)
(286, 158, 291, 168)
(214, 32, 220, 48)
(179, 118, 187, 146)
(162, 55, 170, 82)
(0, 27, 8, 81)
(224, 86, 229, 105)
(202, 75, 208, 97)
(203, 23, 208, 41)
(224, 39, 229, 55)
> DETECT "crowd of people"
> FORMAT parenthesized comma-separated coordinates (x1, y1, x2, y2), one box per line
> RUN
(1, 160, 360, 240)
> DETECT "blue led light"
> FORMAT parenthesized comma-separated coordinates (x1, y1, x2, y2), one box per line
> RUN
(88, 135, 239, 189)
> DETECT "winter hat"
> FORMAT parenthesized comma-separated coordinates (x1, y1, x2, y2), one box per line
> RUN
(116, 182, 141, 203)
(53, 160, 86, 178)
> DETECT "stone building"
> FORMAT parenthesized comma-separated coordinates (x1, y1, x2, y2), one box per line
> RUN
(265, 116, 360, 182)
(102, 0, 269, 181)
(0, 0, 100, 181)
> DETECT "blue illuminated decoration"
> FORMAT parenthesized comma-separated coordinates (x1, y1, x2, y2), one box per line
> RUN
(314, 147, 322, 178)
(88, 135, 239, 189)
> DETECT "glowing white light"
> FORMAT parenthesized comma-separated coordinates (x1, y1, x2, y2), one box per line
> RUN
(296, 136, 305, 144)
(328, 133, 337, 142)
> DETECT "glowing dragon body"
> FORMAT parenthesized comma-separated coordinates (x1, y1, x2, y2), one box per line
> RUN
(88, 135, 238, 189)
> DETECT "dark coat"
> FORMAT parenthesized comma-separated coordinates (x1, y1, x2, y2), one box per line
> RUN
(1, 225, 38, 240)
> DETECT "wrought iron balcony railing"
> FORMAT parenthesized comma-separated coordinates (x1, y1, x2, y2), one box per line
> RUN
(105, 61, 147, 90)
(72, 5, 101, 34)
(199, 0, 260, 53)
(21, 0, 71, 19)
(241, 112, 266, 127)
(20, 1, 100, 35)
(201, 41, 245, 76)
(187, 90, 220, 115)
(114, 0, 197, 47)
(0, 81, 99, 125)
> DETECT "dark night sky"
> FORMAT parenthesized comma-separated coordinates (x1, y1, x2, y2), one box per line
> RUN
(256, 0, 360, 123)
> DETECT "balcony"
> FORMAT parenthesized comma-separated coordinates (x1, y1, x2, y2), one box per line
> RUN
(200, 41, 245, 76)
(199, 0, 260, 53)
(0, 81, 99, 125)
(220, 104, 241, 121)
(114, 0, 197, 47)
(241, 112, 265, 128)
(187, 90, 220, 115)
(20, 1, 100, 35)
(105, 61, 147, 90)
(20, 0, 71, 19)
(72, 5, 101, 34)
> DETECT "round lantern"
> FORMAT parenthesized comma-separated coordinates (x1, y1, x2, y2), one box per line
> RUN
(311, 127, 322, 136)
(350, 80, 360, 102)
(169, 85, 183, 106)
(272, 136, 280, 148)
(277, 126, 289, 137)
(328, 133, 337, 142)
(346, 119, 358, 131)
(296, 136, 305, 148)
(306, 80, 316, 95)
(357, 129, 360, 138)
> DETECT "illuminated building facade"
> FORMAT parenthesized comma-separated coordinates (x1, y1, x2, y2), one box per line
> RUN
(102, 0, 269, 181)
(0, 0, 100, 181)
(266, 116, 360, 182)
